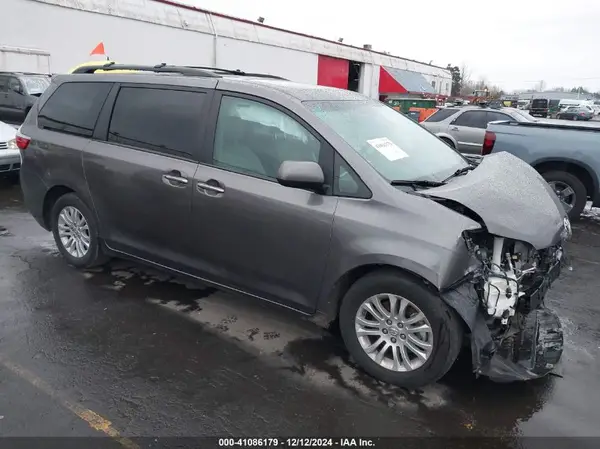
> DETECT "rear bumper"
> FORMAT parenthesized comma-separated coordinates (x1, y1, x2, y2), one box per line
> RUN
(20, 164, 49, 230)
(0, 149, 21, 172)
(530, 110, 548, 117)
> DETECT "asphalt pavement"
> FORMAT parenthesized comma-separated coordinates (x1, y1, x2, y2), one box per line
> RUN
(0, 179, 598, 447)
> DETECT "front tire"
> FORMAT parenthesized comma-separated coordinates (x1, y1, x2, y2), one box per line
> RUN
(339, 270, 463, 388)
(51, 193, 108, 268)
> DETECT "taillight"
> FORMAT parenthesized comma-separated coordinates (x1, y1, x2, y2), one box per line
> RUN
(481, 131, 496, 155)
(580, 112, 585, 116)
(15, 133, 30, 150)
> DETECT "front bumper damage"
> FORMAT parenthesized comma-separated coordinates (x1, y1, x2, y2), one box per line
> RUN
(442, 254, 566, 382)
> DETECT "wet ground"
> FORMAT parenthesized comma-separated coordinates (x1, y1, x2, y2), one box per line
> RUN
(0, 178, 598, 447)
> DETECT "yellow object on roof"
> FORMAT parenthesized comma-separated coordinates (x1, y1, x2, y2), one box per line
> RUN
(67, 60, 139, 74)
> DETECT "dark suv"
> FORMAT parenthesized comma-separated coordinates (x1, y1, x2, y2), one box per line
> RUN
(0, 72, 51, 123)
(18, 64, 570, 388)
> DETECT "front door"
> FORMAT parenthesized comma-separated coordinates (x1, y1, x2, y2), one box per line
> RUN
(84, 84, 212, 269)
(448, 110, 488, 154)
(0, 76, 11, 122)
(190, 94, 338, 311)
(7, 77, 27, 121)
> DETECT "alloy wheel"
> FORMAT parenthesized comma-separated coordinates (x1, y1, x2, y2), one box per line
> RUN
(549, 180, 576, 213)
(355, 293, 433, 372)
(57, 206, 91, 258)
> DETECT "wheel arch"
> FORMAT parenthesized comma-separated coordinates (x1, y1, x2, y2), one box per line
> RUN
(314, 262, 441, 329)
(42, 184, 77, 230)
(436, 133, 457, 149)
(532, 157, 599, 203)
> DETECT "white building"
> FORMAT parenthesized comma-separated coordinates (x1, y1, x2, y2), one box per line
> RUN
(1, 0, 452, 99)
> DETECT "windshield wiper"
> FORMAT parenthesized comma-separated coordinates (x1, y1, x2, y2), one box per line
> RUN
(390, 179, 445, 188)
(442, 165, 476, 183)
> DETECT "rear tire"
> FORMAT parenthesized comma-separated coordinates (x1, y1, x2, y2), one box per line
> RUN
(51, 193, 108, 268)
(542, 170, 587, 219)
(339, 269, 463, 389)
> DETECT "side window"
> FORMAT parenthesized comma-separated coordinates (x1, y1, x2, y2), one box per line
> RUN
(108, 87, 206, 158)
(486, 111, 513, 122)
(0, 76, 8, 92)
(334, 153, 371, 198)
(8, 77, 22, 93)
(424, 108, 459, 122)
(38, 82, 112, 138)
(453, 111, 488, 129)
(213, 96, 321, 179)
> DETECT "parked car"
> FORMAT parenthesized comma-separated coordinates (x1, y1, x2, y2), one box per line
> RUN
(557, 106, 593, 121)
(0, 120, 20, 178)
(18, 64, 569, 388)
(422, 105, 535, 154)
(484, 120, 600, 218)
(0, 71, 51, 123)
(529, 98, 549, 117)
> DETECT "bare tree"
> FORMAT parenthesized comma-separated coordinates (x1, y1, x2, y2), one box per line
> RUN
(460, 63, 471, 87)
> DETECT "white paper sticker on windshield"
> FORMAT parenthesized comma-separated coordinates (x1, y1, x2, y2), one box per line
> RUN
(367, 137, 409, 161)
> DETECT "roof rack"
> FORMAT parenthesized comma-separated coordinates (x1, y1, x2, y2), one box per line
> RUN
(184, 66, 287, 80)
(0, 70, 50, 76)
(71, 62, 287, 80)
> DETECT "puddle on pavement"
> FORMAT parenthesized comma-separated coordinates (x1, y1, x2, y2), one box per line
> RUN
(78, 251, 569, 436)
(83, 259, 217, 312)
(0, 182, 24, 210)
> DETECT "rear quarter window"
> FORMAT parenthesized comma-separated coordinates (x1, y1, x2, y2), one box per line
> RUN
(424, 108, 459, 122)
(38, 82, 112, 138)
(107, 87, 207, 158)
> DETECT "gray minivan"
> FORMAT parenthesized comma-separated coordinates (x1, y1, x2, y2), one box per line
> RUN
(18, 64, 570, 388)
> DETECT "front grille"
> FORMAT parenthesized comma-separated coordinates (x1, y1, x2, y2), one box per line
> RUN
(0, 142, 7, 150)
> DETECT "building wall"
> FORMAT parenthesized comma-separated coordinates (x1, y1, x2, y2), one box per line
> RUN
(518, 91, 594, 101)
(216, 38, 318, 84)
(1, 0, 451, 96)
(0, 46, 51, 72)
(317, 55, 349, 89)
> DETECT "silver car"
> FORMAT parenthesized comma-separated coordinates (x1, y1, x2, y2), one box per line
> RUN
(20, 64, 569, 388)
(0, 120, 20, 175)
(422, 106, 535, 154)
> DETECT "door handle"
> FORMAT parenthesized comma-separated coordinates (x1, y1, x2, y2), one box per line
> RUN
(197, 181, 225, 194)
(162, 172, 188, 187)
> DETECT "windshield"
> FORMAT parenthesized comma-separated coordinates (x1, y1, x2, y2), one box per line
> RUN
(304, 99, 469, 183)
(22, 76, 50, 95)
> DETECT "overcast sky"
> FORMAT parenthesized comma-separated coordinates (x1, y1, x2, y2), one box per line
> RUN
(181, 0, 600, 92)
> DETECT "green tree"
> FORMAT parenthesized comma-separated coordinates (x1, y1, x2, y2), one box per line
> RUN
(446, 64, 462, 96)
(570, 86, 589, 94)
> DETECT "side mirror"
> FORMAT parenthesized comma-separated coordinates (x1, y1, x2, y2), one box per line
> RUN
(276, 160, 324, 192)
(9, 82, 22, 94)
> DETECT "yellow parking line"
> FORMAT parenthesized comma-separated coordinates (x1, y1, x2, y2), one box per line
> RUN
(0, 356, 139, 449)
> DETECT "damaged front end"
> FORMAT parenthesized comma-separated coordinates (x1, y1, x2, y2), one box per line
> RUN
(442, 223, 571, 382)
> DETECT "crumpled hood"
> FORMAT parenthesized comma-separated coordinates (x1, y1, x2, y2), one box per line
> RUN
(422, 152, 565, 249)
(0, 121, 17, 143)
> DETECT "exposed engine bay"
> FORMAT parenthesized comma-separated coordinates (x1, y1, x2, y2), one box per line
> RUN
(441, 221, 571, 383)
